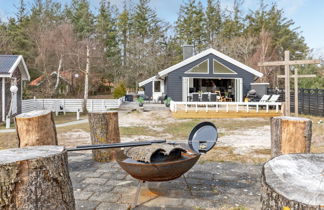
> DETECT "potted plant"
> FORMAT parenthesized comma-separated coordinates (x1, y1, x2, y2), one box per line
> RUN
(137, 96, 144, 107)
(164, 97, 172, 107)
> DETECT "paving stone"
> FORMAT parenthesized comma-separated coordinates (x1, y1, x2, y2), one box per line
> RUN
(89, 192, 121, 203)
(134, 206, 163, 210)
(82, 177, 107, 185)
(75, 200, 99, 210)
(77, 171, 103, 178)
(74, 191, 93, 200)
(181, 198, 217, 209)
(187, 171, 214, 180)
(101, 172, 128, 180)
(144, 197, 183, 208)
(68, 153, 263, 209)
(106, 179, 135, 187)
(96, 202, 129, 210)
(83, 184, 114, 193)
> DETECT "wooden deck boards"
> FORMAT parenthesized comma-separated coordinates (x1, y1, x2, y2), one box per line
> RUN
(172, 110, 282, 118)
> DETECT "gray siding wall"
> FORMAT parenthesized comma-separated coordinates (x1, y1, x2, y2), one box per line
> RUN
(166, 54, 256, 101)
(144, 82, 152, 99)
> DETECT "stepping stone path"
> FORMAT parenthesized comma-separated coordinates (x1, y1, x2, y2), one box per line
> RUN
(68, 153, 262, 209)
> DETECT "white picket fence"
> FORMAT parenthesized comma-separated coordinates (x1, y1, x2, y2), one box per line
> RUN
(22, 97, 124, 113)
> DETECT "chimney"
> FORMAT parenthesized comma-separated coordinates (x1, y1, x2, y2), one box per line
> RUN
(183, 45, 194, 60)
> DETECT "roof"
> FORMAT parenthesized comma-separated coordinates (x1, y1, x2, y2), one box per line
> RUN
(29, 75, 45, 86)
(139, 48, 263, 87)
(0, 55, 30, 80)
(29, 71, 73, 86)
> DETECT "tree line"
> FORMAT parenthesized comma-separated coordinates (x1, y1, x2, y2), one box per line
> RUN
(0, 0, 323, 99)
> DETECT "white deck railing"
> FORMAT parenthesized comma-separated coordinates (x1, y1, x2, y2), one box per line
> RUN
(170, 101, 283, 113)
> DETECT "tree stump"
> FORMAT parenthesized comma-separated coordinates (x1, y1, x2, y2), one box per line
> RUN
(15, 110, 58, 147)
(261, 154, 324, 209)
(0, 146, 75, 209)
(88, 111, 120, 162)
(270, 116, 312, 157)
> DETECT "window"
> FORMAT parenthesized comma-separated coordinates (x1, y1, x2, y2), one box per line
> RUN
(185, 60, 208, 74)
(154, 81, 161, 92)
(213, 60, 236, 74)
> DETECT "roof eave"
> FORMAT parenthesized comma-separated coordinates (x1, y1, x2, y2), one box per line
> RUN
(8, 55, 30, 81)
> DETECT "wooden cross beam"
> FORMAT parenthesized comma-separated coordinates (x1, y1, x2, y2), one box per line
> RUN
(277, 69, 316, 116)
(258, 50, 321, 116)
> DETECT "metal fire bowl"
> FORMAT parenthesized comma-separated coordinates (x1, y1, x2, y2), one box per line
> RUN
(116, 150, 200, 182)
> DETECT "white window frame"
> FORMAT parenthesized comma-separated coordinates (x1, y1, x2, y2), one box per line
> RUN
(213, 59, 237, 75)
(185, 59, 209, 74)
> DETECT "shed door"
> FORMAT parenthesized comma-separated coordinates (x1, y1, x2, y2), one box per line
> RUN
(182, 77, 189, 102)
(235, 78, 243, 102)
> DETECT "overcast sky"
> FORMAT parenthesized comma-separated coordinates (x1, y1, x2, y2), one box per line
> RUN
(1, 0, 323, 57)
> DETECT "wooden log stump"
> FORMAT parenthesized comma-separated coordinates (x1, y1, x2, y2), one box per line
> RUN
(15, 110, 58, 147)
(88, 111, 120, 162)
(261, 154, 324, 209)
(0, 146, 75, 209)
(270, 116, 312, 157)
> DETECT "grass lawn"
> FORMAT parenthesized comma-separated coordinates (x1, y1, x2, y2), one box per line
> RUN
(0, 113, 323, 164)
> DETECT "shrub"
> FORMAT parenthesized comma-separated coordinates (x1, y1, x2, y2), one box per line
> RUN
(113, 83, 126, 98)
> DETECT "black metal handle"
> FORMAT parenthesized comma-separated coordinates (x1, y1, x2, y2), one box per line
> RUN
(67, 140, 166, 152)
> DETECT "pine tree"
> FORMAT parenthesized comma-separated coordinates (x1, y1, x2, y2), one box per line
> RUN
(176, 0, 206, 51)
(219, 0, 244, 39)
(117, 3, 131, 66)
(96, 0, 119, 58)
(205, 0, 222, 46)
(67, 0, 94, 39)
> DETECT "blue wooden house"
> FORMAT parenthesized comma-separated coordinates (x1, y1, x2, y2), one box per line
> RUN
(139, 47, 263, 102)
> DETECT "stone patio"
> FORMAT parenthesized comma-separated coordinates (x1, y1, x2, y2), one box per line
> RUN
(68, 152, 262, 210)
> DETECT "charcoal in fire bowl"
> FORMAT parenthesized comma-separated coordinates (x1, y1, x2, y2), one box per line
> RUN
(116, 121, 218, 182)
(123, 143, 187, 163)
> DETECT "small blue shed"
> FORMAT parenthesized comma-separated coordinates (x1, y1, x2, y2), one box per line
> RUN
(0, 55, 30, 122)
(139, 47, 263, 102)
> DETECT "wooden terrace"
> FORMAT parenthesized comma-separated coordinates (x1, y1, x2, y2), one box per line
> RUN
(170, 101, 283, 118)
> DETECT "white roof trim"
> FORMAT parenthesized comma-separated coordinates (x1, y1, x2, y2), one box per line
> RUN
(138, 48, 263, 87)
(139, 76, 157, 87)
(158, 48, 263, 78)
(0, 74, 11, 78)
(250, 83, 269, 85)
(8, 55, 30, 81)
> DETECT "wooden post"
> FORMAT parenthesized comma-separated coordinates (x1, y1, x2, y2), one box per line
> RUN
(0, 146, 75, 209)
(261, 153, 324, 209)
(270, 116, 312, 157)
(15, 110, 58, 147)
(278, 71, 315, 117)
(88, 111, 120, 162)
(294, 68, 299, 116)
(284, 50, 290, 116)
(258, 51, 320, 116)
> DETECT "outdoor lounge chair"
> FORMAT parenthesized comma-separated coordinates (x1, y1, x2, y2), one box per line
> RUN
(192, 93, 199, 102)
(259, 95, 271, 103)
(268, 95, 280, 103)
(201, 93, 209, 102)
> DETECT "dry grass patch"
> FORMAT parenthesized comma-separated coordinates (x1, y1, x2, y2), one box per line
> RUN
(0, 133, 18, 149)
(199, 146, 270, 164)
(120, 126, 157, 136)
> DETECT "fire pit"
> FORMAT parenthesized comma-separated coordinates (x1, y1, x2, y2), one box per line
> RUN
(68, 121, 218, 208)
(116, 149, 200, 182)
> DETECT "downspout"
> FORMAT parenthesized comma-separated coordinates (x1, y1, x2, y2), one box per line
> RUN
(2, 78, 5, 122)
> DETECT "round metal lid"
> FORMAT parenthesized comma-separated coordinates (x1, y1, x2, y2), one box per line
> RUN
(188, 122, 218, 154)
